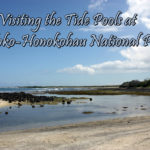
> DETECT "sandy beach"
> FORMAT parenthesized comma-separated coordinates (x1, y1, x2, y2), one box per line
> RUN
(0, 100, 14, 108)
(0, 116, 150, 150)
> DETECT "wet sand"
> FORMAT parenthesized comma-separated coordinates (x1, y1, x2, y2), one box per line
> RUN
(0, 116, 150, 150)
(0, 100, 14, 108)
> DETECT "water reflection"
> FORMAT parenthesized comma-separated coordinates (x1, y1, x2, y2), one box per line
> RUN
(0, 95, 150, 132)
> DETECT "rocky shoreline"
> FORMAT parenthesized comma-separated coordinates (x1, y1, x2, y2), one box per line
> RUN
(0, 92, 90, 109)
(0, 92, 60, 103)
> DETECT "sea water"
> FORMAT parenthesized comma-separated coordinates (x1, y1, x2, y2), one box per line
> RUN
(0, 94, 150, 132)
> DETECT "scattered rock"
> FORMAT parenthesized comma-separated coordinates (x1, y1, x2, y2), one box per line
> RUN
(89, 98, 92, 101)
(32, 105, 35, 108)
(8, 100, 12, 103)
(5, 112, 8, 115)
(112, 112, 116, 114)
(62, 100, 65, 105)
(122, 107, 128, 109)
(67, 100, 72, 104)
(18, 103, 22, 107)
(82, 111, 94, 114)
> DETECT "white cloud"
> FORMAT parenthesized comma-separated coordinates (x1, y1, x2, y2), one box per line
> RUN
(122, 0, 150, 29)
(58, 46, 150, 74)
(83, 0, 150, 33)
(59, 0, 150, 75)
(88, 0, 108, 10)
(81, 0, 121, 33)
(58, 64, 95, 74)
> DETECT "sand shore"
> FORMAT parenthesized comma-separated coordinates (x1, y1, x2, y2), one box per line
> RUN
(0, 100, 14, 108)
(0, 116, 150, 150)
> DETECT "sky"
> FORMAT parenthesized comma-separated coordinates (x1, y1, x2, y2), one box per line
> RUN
(0, 0, 150, 86)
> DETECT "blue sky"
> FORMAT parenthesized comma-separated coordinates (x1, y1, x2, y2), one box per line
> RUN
(0, 0, 150, 86)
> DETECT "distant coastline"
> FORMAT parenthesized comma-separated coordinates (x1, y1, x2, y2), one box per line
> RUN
(21, 79, 150, 96)
(44, 87, 150, 96)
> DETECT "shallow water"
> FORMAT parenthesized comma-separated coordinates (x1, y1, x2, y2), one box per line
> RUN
(0, 95, 150, 132)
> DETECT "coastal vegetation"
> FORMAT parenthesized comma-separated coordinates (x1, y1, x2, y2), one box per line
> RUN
(47, 89, 150, 96)
(120, 79, 150, 88)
